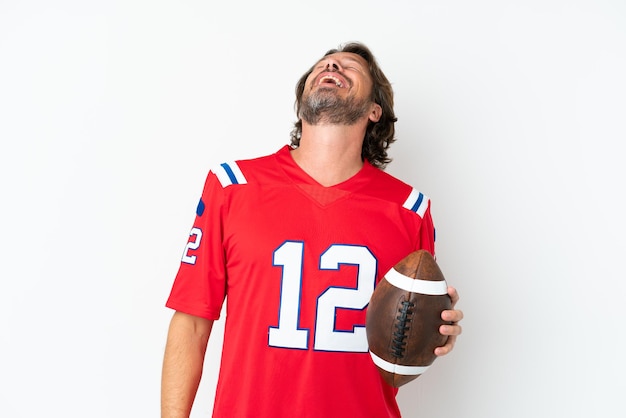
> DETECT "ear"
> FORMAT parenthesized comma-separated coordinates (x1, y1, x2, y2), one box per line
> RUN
(368, 103, 382, 123)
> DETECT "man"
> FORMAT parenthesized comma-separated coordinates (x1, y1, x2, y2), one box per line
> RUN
(162, 42, 463, 418)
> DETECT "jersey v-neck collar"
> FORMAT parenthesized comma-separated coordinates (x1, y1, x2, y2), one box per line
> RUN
(273, 145, 375, 207)
(274, 145, 374, 191)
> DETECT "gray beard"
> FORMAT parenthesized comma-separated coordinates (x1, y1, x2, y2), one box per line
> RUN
(300, 88, 371, 125)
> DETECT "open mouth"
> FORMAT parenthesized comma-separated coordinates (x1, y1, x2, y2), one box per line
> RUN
(318, 75, 345, 88)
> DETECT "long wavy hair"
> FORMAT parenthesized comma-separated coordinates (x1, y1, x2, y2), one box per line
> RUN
(290, 42, 397, 169)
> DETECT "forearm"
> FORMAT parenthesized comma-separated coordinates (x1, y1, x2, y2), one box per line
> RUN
(161, 312, 213, 418)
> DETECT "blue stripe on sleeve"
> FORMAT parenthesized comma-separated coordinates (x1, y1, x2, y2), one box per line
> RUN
(221, 163, 239, 185)
(411, 192, 424, 213)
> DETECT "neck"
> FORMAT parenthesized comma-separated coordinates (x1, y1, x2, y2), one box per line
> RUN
(290, 121, 367, 187)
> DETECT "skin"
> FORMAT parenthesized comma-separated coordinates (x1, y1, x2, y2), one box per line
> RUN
(161, 312, 213, 418)
(291, 53, 382, 187)
(437, 286, 463, 356)
(161, 51, 464, 418)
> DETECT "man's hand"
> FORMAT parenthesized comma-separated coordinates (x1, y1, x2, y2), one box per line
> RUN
(435, 286, 463, 356)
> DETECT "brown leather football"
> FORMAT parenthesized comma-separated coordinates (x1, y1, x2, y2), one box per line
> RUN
(366, 250, 451, 387)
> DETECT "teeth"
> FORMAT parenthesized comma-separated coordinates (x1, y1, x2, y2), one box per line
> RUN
(319, 75, 343, 87)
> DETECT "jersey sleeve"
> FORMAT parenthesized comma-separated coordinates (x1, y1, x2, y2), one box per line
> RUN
(165, 170, 228, 320)
(418, 201, 436, 257)
(401, 185, 436, 256)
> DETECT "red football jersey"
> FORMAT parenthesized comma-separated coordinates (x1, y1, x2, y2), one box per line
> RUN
(166, 145, 436, 418)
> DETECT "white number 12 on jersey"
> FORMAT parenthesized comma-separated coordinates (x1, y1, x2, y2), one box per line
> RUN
(268, 241, 377, 353)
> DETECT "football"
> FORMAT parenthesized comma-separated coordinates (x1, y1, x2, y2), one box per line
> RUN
(366, 250, 451, 387)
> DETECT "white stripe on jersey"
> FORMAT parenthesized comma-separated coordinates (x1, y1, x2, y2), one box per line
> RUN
(213, 161, 248, 187)
(402, 188, 429, 218)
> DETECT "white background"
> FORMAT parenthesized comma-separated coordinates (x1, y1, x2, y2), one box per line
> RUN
(1, 1, 625, 417)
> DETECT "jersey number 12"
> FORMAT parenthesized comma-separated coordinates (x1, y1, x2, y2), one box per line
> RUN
(268, 241, 377, 353)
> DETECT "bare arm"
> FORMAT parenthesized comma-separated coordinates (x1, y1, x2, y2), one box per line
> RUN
(161, 311, 214, 418)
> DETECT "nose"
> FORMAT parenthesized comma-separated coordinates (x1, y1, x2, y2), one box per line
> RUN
(325, 60, 339, 71)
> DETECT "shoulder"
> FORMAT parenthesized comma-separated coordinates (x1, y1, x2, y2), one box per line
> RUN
(209, 148, 284, 188)
(362, 164, 431, 218)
